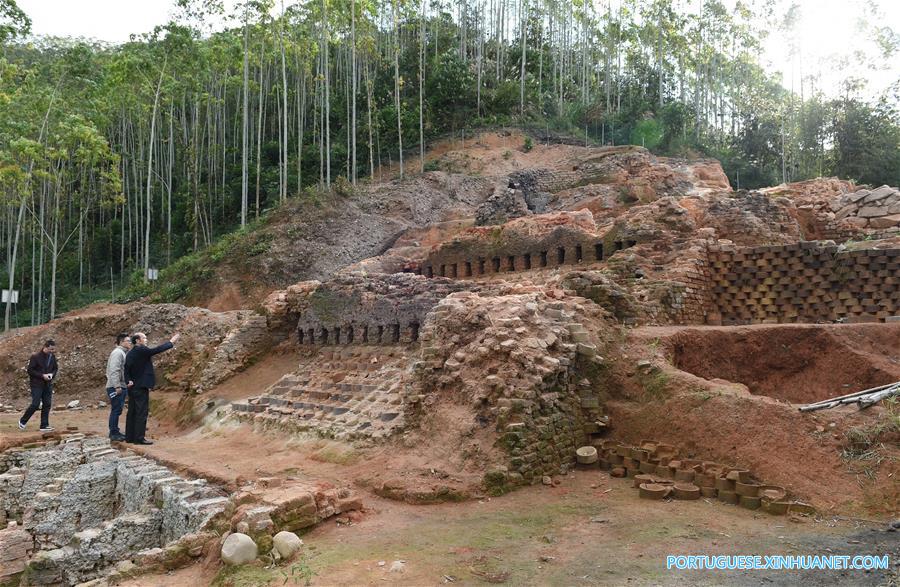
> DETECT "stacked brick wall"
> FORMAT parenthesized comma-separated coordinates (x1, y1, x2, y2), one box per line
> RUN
(707, 242, 900, 324)
(0, 521, 32, 582)
(677, 258, 717, 324)
(197, 313, 270, 392)
(414, 292, 610, 488)
(261, 274, 472, 347)
(420, 231, 636, 280)
(294, 274, 472, 346)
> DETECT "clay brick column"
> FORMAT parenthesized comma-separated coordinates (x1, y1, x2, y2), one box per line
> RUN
(0, 521, 33, 581)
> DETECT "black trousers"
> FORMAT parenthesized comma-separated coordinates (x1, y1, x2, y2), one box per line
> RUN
(20, 384, 52, 428)
(125, 386, 150, 442)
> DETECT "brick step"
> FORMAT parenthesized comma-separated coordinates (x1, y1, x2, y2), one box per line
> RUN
(300, 382, 384, 394)
(257, 394, 350, 410)
(231, 400, 406, 440)
(231, 401, 267, 413)
(289, 390, 356, 404)
(268, 403, 353, 417)
(257, 393, 402, 420)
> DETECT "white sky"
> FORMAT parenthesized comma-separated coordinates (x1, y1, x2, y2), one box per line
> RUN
(15, 0, 900, 99)
(758, 0, 900, 99)
(17, 0, 174, 42)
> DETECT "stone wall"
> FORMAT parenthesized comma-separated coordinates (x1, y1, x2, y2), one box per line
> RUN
(197, 313, 270, 392)
(289, 274, 472, 346)
(562, 265, 713, 326)
(0, 436, 230, 586)
(706, 242, 900, 324)
(829, 185, 900, 231)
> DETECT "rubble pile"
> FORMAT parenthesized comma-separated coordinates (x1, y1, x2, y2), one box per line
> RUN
(415, 289, 611, 488)
(829, 185, 900, 230)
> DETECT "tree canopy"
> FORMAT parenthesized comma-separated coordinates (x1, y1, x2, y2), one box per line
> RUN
(0, 0, 898, 328)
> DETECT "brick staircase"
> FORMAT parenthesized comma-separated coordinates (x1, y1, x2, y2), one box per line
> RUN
(231, 346, 412, 440)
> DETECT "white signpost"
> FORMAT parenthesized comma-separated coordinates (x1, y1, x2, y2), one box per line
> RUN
(147, 268, 159, 281)
(1, 290, 18, 304)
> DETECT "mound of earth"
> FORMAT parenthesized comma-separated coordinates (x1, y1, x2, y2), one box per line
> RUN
(0, 302, 268, 406)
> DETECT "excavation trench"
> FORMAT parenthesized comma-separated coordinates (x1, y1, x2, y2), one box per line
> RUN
(0, 435, 230, 586)
(667, 325, 900, 404)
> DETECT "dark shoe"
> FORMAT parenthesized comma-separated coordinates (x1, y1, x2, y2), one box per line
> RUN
(39, 426, 54, 432)
(18, 421, 26, 430)
(134, 439, 154, 445)
(110, 434, 126, 441)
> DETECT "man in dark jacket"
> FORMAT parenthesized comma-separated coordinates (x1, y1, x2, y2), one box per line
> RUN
(19, 340, 58, 432)
(124, 331, 179, 445)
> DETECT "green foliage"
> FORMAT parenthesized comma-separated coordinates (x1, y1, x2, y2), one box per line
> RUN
(425, 52, 475, 128)
(629, 119, 663, 150)
(2, 0, 899, 327)
(332, 175, 354, 198)
(639, 370, 670, 401)
(0, 0, 30, 44)
(831, 97, 900, 187)
(120, 221, 273, 303)
(522, 136, 533, 153)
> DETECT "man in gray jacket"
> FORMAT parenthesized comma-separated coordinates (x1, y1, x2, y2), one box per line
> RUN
(105, 333, 132, 441)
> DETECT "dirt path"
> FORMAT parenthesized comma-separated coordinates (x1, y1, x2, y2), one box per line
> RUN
(123, 469, 899, 587)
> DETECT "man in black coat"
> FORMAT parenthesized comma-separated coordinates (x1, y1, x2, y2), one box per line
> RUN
(19, 339, 58, 432)
(124, 331, 179, 445)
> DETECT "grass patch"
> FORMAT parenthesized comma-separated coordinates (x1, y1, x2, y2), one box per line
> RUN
(309, 441, 360, 466)
(691, 387, 717, 403)
(304, 499, 604, 585)
(283, 438, 360, 466)
(212, 564, 279, 587)
(639, 371, 671, 401)
(841, 400, 899, 480)
(119, 219, 274, 304)
(213, 557, 317, 587)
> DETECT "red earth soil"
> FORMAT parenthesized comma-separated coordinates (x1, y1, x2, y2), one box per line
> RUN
(666, 323, 900, 403)
(605, 324, 900, 516)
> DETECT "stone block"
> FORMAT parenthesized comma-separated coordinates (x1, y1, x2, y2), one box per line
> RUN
(846, 315, 879, 323)
(858, 206, 889, 218)
(869, 214, 900, 229)
(862, 185, 895, 203)
(221, 533, 258, 565)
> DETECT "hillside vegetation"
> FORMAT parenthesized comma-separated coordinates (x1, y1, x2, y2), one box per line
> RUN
(0, 0, 898, 327)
